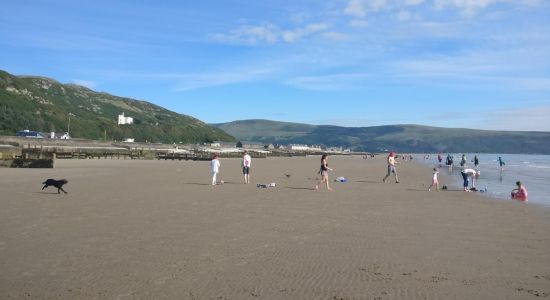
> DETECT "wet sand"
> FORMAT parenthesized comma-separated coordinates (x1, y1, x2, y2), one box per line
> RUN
(1, 156, 549, 299)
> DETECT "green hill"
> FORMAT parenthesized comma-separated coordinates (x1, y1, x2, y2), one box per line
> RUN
(0, 70, 234, 143)
(213, 120, 550, 154)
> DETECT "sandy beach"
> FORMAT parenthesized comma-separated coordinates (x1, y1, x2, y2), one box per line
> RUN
(1, 156, 549, 299)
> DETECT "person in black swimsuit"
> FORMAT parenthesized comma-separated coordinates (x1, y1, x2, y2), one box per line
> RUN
(315, 154, 333, 191)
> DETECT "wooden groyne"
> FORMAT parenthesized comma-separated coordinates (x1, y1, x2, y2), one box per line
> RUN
(0, 136, 361, 168)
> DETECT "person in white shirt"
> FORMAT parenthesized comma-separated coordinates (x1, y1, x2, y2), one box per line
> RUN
(210, 154, 221, 185)
(242, 150, 252, 184)
(461, 168, 480, 192)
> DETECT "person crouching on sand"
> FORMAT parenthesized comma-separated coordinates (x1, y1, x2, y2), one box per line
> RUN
(315, 154, 333, 191)
(210, 154, 221, 185)
(428, 167, 440, 191)
(461, 168, 480, 192)
(382, 151, 400, 183)
(511, 181, 528, 202)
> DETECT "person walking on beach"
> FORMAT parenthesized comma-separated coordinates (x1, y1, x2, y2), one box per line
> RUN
(446, 154, 454, 172)
(242, 150, 252, 184)
(382, 151, 400, 183)
(511, 181, 528, 202)
(473, 155, 479, 168)
(438, 153, 443, 166)
(461, 167, 480, 192)
(210, 154, 221, 185)
(498, 156, 506, 171)
(315, 154, 333, 191)
(460, 154, 467, 167)
(428, 167, 440, 191)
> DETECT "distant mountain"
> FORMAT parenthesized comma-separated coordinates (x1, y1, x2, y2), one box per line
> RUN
(0, 70, 234, 143)
(213, 119, 550, 154)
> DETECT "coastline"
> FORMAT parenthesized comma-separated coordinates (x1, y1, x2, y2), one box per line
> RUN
(1, 156, 549, 299)
(414, 154, 550, 207)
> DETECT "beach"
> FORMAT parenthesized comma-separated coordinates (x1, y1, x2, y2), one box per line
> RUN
(1, 156, 549, 299)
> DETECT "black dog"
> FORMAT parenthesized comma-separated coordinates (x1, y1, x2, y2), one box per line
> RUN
(42, 179, 68, 194)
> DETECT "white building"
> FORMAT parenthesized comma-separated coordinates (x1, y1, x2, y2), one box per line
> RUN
(49, 132, 70, 139)
(118, 113, 134, 125)
(290, 144, 310, 151)
(309, 145, 323, 152)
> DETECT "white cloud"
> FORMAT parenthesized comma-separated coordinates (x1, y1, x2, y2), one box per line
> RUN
(211, 22, 330, 45)
(432, 0, 535, 15)
(342, 0, 544, 18)
(72, 79, 97, 89)
(369, 0, 390, 11)
(281, 23, 330, 42)
(344, 0, 422, 17)
(210, 23, 279, 45)
(344, 0, 367, 17)
(402, 0, 425, 5)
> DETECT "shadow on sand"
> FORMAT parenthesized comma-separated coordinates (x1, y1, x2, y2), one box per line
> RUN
(355, 180, 381, 184)
(35, 191, 65, 195)
(284, 186, 315, 191)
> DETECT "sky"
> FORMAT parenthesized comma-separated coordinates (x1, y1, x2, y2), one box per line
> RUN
(1, 0, 550, 131)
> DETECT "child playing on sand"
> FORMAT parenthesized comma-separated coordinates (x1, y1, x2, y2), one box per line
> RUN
(511, 181, 528, 202)
(428, 167, 439, 191)
(315, 154, 333, 191)
(210, 154, 221, 185)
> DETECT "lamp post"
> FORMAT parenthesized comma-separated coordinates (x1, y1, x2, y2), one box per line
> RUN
(67, 113, 75, 136)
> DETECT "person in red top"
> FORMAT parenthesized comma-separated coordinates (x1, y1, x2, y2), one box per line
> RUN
(511, 181, 528, 202)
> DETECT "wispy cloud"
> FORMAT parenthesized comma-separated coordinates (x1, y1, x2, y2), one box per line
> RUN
(284, 73, 372, 91)
(344, 0, 367, 17)
(393, 49, 550, 91)
(81, 67, 277, 91)
(210, 22, 331, 45)
(210, 23, 279, 45)
(174, 68, 275, 91)
(342, 0, 545, 18)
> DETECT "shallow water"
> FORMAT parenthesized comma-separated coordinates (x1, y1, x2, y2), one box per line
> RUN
(417, 154, 550, 207)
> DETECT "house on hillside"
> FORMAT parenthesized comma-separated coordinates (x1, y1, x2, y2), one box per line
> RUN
(118, 112, 134, 125)
(16, 130, 45, 138)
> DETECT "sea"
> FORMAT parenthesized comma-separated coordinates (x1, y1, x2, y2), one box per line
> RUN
(417, 154, 550, 207)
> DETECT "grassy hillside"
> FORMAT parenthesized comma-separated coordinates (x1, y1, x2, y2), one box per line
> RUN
(0, 70, 234, 143)
(214, 120, 550, 154)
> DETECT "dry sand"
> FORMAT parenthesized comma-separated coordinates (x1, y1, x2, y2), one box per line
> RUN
(1, 156, 549, 299)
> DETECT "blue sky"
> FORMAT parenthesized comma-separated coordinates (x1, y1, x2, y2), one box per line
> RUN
(1, 0, 550, 131)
